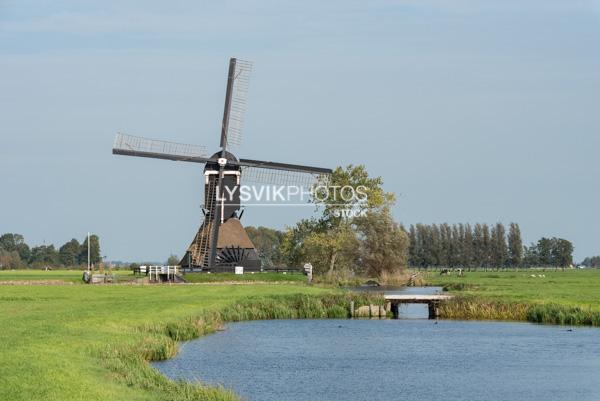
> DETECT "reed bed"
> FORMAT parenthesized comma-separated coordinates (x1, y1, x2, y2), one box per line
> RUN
(439, 296, 600, 327)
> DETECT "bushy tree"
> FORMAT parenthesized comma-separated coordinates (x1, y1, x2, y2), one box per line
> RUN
(281, 165, 408, 279)
(537, 238, 553, 266)
(521, 237, 573, 268)
(582, 256, 600, 268)
(301, 224, 359, 275)
(166, 254, 179, 266)
(0, 249, 22, 269)
(551, 238, 573, 267)
(281, 219, 324, 268)
(30, 245, 59, 266)
(0, 233, 30, 263)
(522, 243, 539, 267)
(246, 226, 285, 267)
(355, 207, 409, 277)
(79, 234, 101, 266)
(59, 239, 81, 266)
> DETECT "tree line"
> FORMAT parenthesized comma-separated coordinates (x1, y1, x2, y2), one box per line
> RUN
(407, 223, 573, 269)
(580, 256, 600, 268)
(248, 220, 575, 272)
(0, 233, 101, 269)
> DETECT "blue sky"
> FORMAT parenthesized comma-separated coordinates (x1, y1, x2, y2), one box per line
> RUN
(1, 1, 599, 262)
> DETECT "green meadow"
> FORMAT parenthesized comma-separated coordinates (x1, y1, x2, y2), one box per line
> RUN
(426, 269, 600, 308)
(0, 279, 345, 401)
(426, 269, 600, 324)
(183, 272, 305, 283)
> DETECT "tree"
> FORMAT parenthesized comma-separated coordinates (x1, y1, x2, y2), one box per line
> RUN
(522, 243, 539, 267)
(316, 164, 393, 222)
(508, 223, 523, 268)
(582, 256, 600, 268)
(301, 224, 359, 275)
(166, 254, 179, 266)
(537, 238, 553, 266)
(481, 224, 491, 268)
(430, 224, 442, 268)
(311, 165, 392, 275)
(30, 245, 59, 266)
(59, 239, 81, 267)
(355, 207, 409, 277)
(0, 233, 30, 263)
(463, 224, 474, 268)
(408, 225, 420, 267)
(281, 165, 399, 278)
(489, 223, 507, 268)
(416, 224, 435, 268)
(550, 238, 573, 268)
(281, 219, 324, 268)
(246, 226, 285, 267)
(79, 234, 101, 266)
(0, 249, 22, 269)
(473, 223, 485, 267)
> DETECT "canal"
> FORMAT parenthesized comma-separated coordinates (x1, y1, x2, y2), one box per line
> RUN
(153, 288, 600, 401)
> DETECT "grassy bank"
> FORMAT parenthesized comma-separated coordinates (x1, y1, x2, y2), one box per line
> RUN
(425, 269, 600, 326)
(0, 281, 379, 401)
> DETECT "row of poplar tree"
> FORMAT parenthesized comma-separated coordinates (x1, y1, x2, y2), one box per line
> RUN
(407, 223, 574, 269)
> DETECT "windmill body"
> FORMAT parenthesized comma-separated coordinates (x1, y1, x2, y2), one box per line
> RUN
(113, 58, 332, 272)
(182, 150, 261, 271)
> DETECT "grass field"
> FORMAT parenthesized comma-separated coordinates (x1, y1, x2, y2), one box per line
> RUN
(183, 272, 305, 283)
(425, 269, 600, 309)
(425, 269, 600, 324)
(0, 279, 344, 401)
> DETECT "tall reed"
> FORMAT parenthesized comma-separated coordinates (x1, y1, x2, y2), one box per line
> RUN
(439, 296, 600, 327)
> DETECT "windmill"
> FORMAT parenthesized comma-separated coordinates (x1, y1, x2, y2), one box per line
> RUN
(113, 58, 332, 272)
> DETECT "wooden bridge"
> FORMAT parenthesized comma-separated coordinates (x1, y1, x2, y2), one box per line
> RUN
(384, 294, 454, 319)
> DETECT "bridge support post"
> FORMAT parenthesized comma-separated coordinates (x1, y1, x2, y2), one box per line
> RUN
(428, 302, 439, 319)
(390, 302, 399, 319)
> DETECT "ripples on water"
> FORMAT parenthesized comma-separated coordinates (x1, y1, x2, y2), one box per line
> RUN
(154, 317, 600, 401)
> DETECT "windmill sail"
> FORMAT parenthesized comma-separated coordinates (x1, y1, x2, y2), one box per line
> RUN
(240, 166, 329, 188)
(238, 158, 331, 187)
(220, 58, 252, 149)
(113, 133, 210, 163)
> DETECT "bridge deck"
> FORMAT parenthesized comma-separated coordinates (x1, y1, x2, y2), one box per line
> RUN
(384, 294, 453, 304)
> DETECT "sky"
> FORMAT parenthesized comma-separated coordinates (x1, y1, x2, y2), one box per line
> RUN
(1, 1, 599, 262)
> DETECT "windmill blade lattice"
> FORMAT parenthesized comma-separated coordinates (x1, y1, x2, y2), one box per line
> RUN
(241, 166, 329, 188)
(113, 133, 209, 161)
(225, 59, 253, 149)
